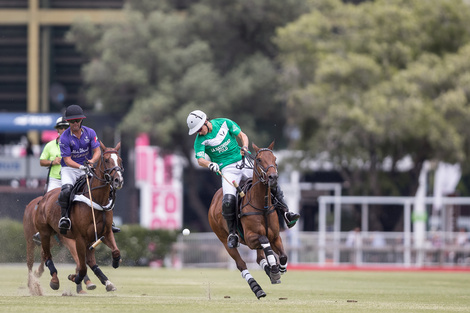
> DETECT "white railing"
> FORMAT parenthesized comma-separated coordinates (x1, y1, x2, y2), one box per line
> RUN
(174, 231, 470, 269)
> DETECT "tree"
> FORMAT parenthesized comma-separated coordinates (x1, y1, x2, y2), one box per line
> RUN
(275, 0, 470, 230)
(67, 0, 309, 231)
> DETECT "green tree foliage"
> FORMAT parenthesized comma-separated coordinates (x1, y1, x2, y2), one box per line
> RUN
(275, 0, 470, 200)
(67, 0, 309, 231)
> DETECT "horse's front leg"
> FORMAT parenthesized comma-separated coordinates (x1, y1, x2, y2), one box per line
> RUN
(258, 235, 281, 284)
(223, 243, 266, 299)
(61, 237, 95, 294)
(101, 231, 121, 269)
(86, 248, 117, 292)
(271, 235, 288, 275)
(41, 231, 60, 290)
(69, 236, 88, 286)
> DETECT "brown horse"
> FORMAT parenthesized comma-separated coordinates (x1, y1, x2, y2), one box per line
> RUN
(23, 195, 96, 294)
(208, 141, 288, 299)
(34, 141, 124, 292)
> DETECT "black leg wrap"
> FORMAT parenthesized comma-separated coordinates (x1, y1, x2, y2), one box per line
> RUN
(248, 278, 262, 294)
(74, 273, 84, 285)
(45, 259, 57, 276)
(92, 264, 108, 285)
(248, 278, 266, 299)
(112, 255, 121, 269)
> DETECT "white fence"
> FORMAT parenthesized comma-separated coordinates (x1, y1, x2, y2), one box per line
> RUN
(174, 230, 470, 269)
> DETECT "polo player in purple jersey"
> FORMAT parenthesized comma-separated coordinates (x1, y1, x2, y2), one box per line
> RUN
(57, 105, 101, 234)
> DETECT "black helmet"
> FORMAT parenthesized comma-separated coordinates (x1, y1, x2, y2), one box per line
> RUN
(65, 104, 86, 120)
(54, 117, 69, 129)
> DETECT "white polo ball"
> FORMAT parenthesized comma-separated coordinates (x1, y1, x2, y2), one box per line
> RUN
(182, 228, 190, 236)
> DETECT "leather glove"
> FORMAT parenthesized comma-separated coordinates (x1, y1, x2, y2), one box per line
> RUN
(79, 164, 92, 177)
(208, 162, 220, 173)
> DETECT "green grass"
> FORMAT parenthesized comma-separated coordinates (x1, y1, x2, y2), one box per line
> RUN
(1, 264, 469, 313)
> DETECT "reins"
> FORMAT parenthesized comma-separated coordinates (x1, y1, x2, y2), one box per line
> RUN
(239, 147, 278, 235)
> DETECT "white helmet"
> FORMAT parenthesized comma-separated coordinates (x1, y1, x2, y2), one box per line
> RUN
(187, 110, 207, 135)
(55, 117, 69, 129)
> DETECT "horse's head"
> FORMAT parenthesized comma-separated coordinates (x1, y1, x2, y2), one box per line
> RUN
(99, 141, 124, 190)
(252, 141, 278, 187)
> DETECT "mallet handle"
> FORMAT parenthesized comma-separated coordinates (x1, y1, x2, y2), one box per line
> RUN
(89, 236, 105, 250)
(217, 170, 245, 198)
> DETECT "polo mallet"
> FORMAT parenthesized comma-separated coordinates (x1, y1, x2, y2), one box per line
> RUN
(218, 170, 245, 198)
(85, 168, 104, 250)
(43, 163, 52, 196)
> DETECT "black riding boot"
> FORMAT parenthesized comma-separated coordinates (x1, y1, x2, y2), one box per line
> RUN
(222, 194, 239, 248)
(272, 185, 300, 228)
(112, 222, 121, 233)
(58, 184, 73, 234)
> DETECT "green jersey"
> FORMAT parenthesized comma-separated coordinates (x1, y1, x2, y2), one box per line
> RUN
(39, 139, 62, 179)
(194, 118, 242, 169)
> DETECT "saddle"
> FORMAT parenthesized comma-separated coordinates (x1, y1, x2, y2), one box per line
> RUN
(65, 175, 116, 212)
(68, 175, 88, 209)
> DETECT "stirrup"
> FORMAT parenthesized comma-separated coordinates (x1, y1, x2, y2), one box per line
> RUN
(32, 232, 41, 246)
(285, 212, 300, 228)
(58, 217, 71, 234)
(227, 233, 239, 248)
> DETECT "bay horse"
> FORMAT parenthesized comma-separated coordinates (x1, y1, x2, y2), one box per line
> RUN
(34, 141, 124, 292)
(208, 141, 288, 299)
(23, 195, 96, 294)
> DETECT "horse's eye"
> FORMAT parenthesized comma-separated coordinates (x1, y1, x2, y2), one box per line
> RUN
(105, 159, 109, 163)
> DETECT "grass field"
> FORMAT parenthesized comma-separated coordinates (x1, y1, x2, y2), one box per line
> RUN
(1, 264, 469, 313)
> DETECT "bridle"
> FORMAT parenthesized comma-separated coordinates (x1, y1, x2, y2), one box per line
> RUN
(242, 148, 278, 185)
(101, 150, 124, 184)
(87, 149, 124, 192)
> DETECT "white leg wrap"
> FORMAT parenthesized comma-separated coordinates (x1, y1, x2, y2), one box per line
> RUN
(259, 259, 268, 270)
(267, 254, 276, 267)
(241, 269, 253, 282)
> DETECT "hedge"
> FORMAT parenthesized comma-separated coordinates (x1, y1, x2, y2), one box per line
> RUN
(0, 219, 178, 267)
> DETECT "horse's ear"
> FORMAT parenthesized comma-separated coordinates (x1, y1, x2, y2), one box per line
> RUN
(252, 143, 259, 153)
(268, 140, 275, 150)
(115, 142, 121, 151)
(100, 141, 106, 151)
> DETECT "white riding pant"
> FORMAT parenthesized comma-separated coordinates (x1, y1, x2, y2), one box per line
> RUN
(46, 177, 61, 193)
(61, 166, 85, 187)
(221, 160, 252, 197)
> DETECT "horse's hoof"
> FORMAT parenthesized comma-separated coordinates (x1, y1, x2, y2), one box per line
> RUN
(105, 280, 117, 292)
(256, 290, 266, 299)
(270, 270, 281, 283)
(86, 281, 97, 290)
(50, 281, 60, 290)
(78, 289, 87, 294)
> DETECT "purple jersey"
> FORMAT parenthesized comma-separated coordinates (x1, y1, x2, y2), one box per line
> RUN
(59, 126, 100, 167)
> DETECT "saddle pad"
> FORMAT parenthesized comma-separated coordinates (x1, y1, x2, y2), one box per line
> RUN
(73, 194, 114, 211)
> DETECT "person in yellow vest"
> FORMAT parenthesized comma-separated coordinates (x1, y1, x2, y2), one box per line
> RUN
(39, 117, 69, 193)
